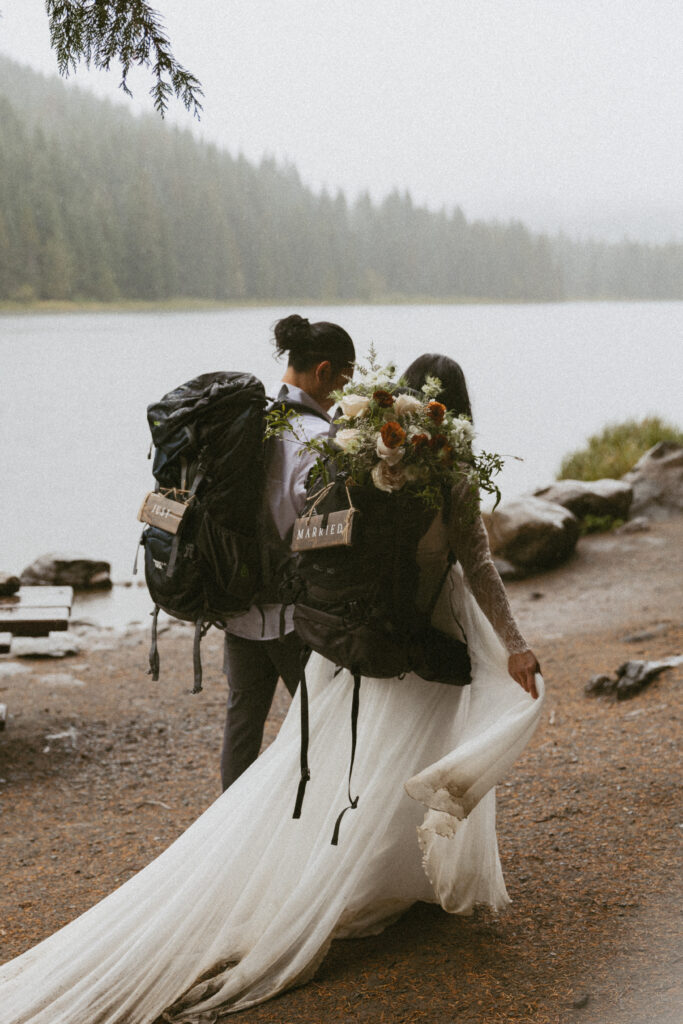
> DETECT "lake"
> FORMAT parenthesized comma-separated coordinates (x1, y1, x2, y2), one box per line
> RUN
(1, 301, 681, 623)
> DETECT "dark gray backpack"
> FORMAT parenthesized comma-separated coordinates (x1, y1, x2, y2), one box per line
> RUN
(284, 470, 472, 842)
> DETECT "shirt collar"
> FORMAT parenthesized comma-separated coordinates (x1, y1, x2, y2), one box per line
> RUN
(277, 382, 332, 422)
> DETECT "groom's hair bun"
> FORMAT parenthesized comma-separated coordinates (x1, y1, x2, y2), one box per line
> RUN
(273, 314, 356, 373)
(274, 314, 313, 361)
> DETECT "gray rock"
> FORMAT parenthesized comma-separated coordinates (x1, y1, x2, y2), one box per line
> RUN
(615, 658, 680, 700)
(0, 572, 20, 596)
(483, 496, 580, 572)
(20, 553, 112, 590)
(585, 656, 682, 700)
(533, 478, 632, 520)
(622, 442, 683, 520)
(620, 623, 669, 643)
(615, 516, 650, 534)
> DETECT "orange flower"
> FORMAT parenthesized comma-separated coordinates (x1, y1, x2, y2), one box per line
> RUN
(429, 433, 449, 451)
(410, 433, 431, 454)
(373, 389, 395, 408)
(426, 401, 446, 425)
(380, 421, 406, 449)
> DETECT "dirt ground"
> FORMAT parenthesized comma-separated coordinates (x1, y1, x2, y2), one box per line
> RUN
(1, 520, 681, 1024)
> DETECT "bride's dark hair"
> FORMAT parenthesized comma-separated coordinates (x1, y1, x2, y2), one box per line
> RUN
(274, 314, 355, 373)
(403, 353, 473, 423)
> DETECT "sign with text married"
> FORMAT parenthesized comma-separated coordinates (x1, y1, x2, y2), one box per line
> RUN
(291, 509, 357, 551)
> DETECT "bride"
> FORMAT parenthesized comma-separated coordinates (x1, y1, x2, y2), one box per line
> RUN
(0, 351, 544, 1023)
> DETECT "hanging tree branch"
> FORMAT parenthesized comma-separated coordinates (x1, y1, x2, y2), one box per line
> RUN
(45, 1, 203, 118)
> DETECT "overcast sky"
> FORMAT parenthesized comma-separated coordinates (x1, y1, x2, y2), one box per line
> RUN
(1, 0, 681, 242)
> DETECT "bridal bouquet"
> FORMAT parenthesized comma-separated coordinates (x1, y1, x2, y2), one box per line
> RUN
(267, 350, 504, 509)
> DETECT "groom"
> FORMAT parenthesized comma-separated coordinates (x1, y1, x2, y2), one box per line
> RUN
(220, 317, 355, 790)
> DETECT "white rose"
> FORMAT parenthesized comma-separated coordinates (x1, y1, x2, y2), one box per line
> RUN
(376, 434, 405, 465)
(334, 428, 362, 451)
(340, 393, 371, 419)
(371, 460, 407, 493)
(407, 424, 431, 441)
(394, 393, 423, 417)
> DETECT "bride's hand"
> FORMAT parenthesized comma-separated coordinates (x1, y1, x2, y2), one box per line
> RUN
(508, 650, 540, 699)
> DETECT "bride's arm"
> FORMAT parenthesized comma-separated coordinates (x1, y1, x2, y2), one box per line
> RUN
(447, 472, 540, 699)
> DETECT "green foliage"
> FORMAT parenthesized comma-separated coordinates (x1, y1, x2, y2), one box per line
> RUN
(45, 0, 202, 118)
(578, 513, 625, 535)
(558, 417, 683, 481)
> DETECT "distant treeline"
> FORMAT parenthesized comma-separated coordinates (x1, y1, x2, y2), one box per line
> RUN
(0, 57, 681, 304)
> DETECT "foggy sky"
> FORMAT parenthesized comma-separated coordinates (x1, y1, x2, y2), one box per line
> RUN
(1, 0, 681, 242)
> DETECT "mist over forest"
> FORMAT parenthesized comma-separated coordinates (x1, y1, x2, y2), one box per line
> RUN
(1, 57, 681, 305)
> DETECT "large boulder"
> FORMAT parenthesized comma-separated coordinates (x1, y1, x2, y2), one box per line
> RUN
(20, 553, 112, 590)
(483, 496, 580, 573)
(533, 478, 633, 520)
(622, 442, 683, 520)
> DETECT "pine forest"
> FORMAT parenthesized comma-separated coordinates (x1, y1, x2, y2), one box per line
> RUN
(0, 57, 681, 305)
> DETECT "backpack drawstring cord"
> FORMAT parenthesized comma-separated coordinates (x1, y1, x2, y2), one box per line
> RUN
(191, 620, 210, 694)
(331, 671, 361, 845)
(292, 645, 312, 819)
(148, 604, 160, 680)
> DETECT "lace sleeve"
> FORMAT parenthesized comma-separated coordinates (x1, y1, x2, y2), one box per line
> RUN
(447, 473, 530, 655)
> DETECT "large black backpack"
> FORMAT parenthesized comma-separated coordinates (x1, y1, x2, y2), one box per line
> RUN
(283, 468, 472, 841)
(136, 372, 322, 692)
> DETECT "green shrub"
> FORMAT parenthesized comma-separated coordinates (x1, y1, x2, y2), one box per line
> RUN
(578, 513, 625, 535)
(558, 417, 683, 481)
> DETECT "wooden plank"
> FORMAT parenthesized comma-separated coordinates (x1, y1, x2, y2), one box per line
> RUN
(0, 632, 11, 653)
(0, 586, 73, 610)
(0, 606, 71, 636)
(0, 703, 6, 731)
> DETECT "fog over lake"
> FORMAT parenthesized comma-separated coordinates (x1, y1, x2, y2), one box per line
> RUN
(1, 302, 681, 621)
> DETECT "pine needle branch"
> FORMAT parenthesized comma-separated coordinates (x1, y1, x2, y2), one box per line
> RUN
(45, 0, 203, 118)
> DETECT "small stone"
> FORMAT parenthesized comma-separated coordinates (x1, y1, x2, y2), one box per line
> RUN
(616, 516, 650, 534)
(35, 673, 85, 688)
(0, 572, 20, 596)
(585, 673, 617, 696)
(619, 623, 668, 643)
(572, 992, 591, 1009)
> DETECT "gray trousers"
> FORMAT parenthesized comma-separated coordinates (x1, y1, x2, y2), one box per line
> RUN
(221, 631, 305, 791)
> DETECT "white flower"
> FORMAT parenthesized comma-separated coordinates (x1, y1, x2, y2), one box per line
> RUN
(334, 428, 362, 452)
(340, 393, 371, 419)
(376, 434, 405, 465)
(371, 460, 407, 492)
(394, 393, 423, 417)
(407, 423, 431, 441)
(448, 417, 474, 451)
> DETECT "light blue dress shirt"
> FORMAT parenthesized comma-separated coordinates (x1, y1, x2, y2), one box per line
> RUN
(224, 382, 331, 640)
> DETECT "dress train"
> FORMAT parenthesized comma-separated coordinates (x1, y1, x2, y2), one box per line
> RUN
(0, 565, 544, 1022)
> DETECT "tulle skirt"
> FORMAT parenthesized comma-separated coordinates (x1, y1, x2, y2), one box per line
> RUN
(0, 566, 544, 1022)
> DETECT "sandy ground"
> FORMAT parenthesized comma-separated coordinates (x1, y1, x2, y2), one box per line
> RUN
(0, 519, 681, 1024)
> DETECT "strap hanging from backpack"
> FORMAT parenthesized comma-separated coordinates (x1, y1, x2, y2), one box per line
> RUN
(191, 620, 210, 694)
(292, 645, 312, 819)
(166, 464, 206, 580)
(331, 671, 361, 846)
(148, 604, 160, 680)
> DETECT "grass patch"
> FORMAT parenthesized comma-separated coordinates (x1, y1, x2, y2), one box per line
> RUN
(558, 417, 683, 481)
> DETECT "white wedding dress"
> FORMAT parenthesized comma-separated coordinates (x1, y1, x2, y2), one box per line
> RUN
(0, 492, 544, 1023)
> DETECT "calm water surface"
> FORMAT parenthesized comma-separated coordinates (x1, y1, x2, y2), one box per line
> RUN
(1, 302, 681, 623)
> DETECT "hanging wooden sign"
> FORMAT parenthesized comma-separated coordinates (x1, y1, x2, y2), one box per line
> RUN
(291, 509, 357, 551)
(137, 492, 188, 535)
